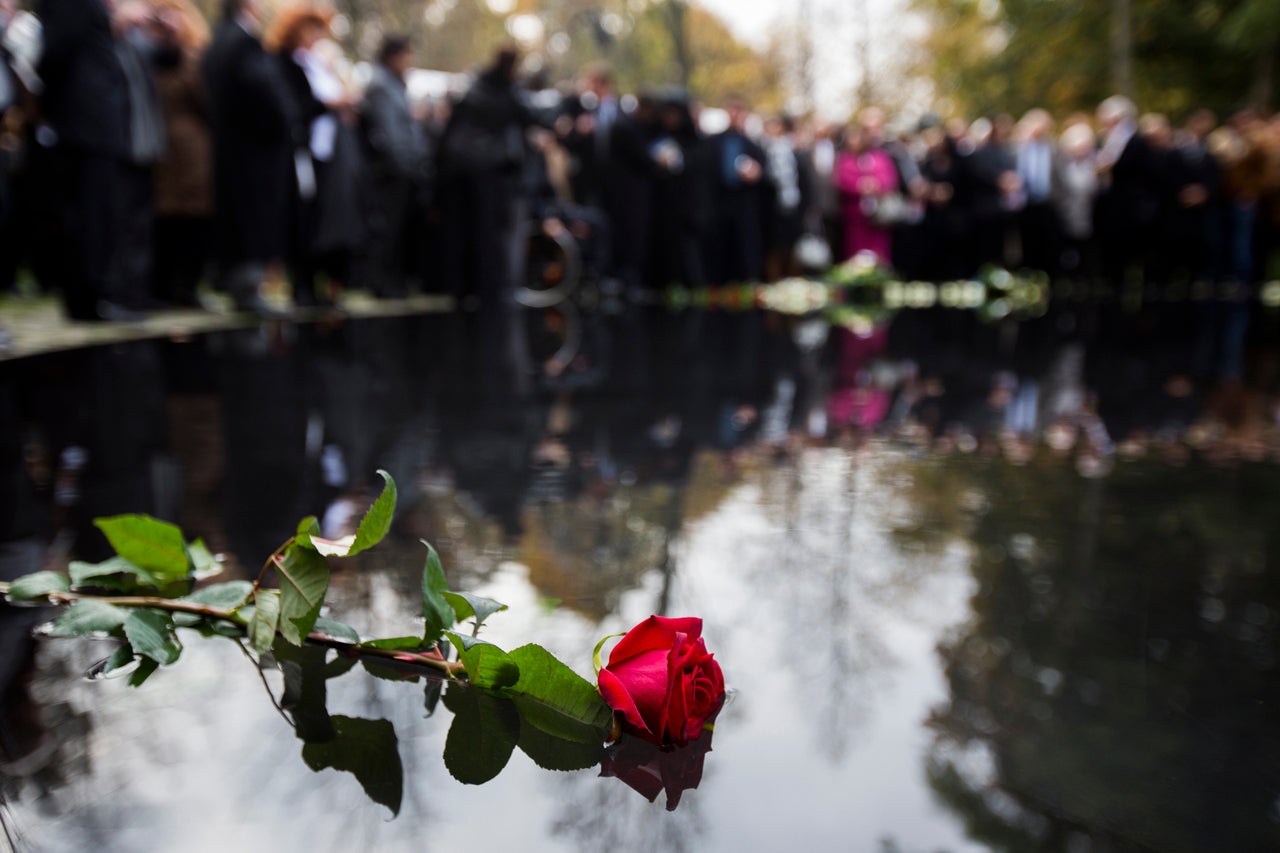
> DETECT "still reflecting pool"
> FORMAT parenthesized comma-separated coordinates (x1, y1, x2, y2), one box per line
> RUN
(1, 310, 1278, 851)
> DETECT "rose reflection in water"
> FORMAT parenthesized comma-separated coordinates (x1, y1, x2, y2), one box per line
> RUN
(599, 719, 717, 811)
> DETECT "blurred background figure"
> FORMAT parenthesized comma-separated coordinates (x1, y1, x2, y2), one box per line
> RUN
(203, 0, 292, 315)
(706, 95, 768, 284)
(1015, 108, 1059, 275)
(1095, 95, 1156, 290)
(835, 109, 899, 264)
(1054, 120, 1099, 282)
(36, 0, 133, 320)
(0, 0, 25, 303)
(435, 45, 538, 400)
(762, 114, 812, 281)
(967, 113, 1019, 270)
(266, 2, 361, 308)
(150, 0, 213, 309)
(111, 1, 169, 314)
(359, 34, 427, 299)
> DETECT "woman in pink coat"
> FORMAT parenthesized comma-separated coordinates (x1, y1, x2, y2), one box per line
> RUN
(834, 124, 899, 263)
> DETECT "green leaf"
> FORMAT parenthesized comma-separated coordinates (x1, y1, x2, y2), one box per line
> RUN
(129, 656, 160, 687)
(181, 580, 253, 611)
(172, 612, 203, 628)
(358, 636, 430, 651)
(94, 515, 191, 584)
(420, 541, 454, 642)
(361, 660, 421, 683)
(249, 590, 281, 654)
(200, 620, 245, 638)
(102, 644, 136, 675)
(86, 643, 135, 679)
(69, 556, 161, 590)
(276, 544, 329, 645)
(442, 684, 520, 785)
(124, 609, 182, 665)
(312, 617, 360, 644)
(187, 540, 222, 580)
(517, 713, 606, 772)
(295, 516, 321, 548)
(503, 644, 614, 744)
(445, 633, 521, 691)
(347, 470, 397, 556)
(277, 643, 337, 742)
(302, 715, 403, 816)
(6, 571, 69, 601)
(443, 592, 508, 629)
(45, 600, 129, 637)
(424, 679, 443, 717)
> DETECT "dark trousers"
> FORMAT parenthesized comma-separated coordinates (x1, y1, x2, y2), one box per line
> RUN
(112, 162, 155, 308)
(365, 176, 414, 297)
(153, 215, 211, 304)
(59, 151, 124, 318)
(1019, 201, 1060, 274)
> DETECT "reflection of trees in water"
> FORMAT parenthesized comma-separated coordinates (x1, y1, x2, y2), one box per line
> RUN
(743, 445, 959, 761)
(909, 457, 1280, 851)
(548, 756, 705, 853)
(519, 485, 681, 620)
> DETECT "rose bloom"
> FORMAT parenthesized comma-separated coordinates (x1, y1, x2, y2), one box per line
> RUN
(597, 615, 724, 746)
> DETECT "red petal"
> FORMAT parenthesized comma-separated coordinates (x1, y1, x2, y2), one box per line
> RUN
(598, 668, 654, 737)
(608, 616, 702, 665)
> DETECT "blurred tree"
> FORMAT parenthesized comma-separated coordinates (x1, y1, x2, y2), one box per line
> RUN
(910, 0, 1279, 119)
(186, 0, 782, 106)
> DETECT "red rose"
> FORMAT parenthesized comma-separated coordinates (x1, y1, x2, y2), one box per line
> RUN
(597, 615, 724, 746)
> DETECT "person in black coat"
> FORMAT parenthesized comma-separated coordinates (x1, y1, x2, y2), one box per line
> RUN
(647, 91, 708, 291)
(267, 6, 361, 307)
(202, 0, 293, 313)
(435, 47, 540, 401)
(36, 0, 132, 320)
(556, 62, 618, 210)
(704, 96, 770, 285)
(966, 114, 1019, 271)
(603, 94, 659, 295)
(1094, 95, 1158, 290)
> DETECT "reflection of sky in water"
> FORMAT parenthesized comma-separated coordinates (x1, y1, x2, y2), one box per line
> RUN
(5, 447, 982, 853)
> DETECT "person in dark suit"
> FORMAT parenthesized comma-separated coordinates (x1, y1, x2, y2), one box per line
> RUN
(967, 114, 1019, 271)
(647, 90, 708, 291)
(1094, 95, 1157, 290)
(603, 93, 658, 295)
(704, 96, 770, 285)
(36, 0, 132, 320)
(435, 46, 539, 401)
(202, 0, 293, 314)
(556, 62, 617, 210)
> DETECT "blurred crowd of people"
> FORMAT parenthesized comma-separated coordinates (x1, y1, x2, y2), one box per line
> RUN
(0, 0, 1279, 344)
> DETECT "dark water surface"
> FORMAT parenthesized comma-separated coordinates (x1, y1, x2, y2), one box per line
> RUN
(1, 310, 1278, 852)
